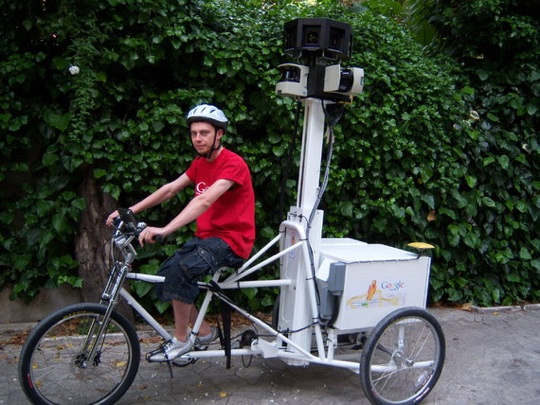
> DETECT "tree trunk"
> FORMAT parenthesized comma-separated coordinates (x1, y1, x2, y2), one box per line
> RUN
(75, 174, 134, 323)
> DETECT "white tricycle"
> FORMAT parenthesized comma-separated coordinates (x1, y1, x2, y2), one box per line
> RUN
(18, 98, 445, 405)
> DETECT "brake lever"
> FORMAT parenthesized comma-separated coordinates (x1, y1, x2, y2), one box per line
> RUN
(112, 217, 122, 228)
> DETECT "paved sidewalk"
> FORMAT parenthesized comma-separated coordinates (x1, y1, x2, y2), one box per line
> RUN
(1, 306, 539, 404)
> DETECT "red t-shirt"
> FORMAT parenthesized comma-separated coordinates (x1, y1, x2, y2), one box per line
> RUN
(185, 148, 255, 259)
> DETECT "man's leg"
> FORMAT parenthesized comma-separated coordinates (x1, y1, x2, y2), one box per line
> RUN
(147, 299, 194, 361)
(172, 300, 211, 341)
(172, 299, 192, 342)
(188, 305, 211, 336)
(164, 238, 239, 346)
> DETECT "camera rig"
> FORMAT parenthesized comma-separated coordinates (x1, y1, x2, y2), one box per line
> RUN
(274, 19, 366, 356)
(276, 18, 364, 102)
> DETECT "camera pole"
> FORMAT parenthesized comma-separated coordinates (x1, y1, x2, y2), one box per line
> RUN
(296, 98, 325, 210)
(276, 97, 327, 366)
(275, 18, 363, 365)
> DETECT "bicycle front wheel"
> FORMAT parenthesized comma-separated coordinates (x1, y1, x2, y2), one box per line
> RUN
(360, 307, 445, 405)
(19, 303, 140, 405)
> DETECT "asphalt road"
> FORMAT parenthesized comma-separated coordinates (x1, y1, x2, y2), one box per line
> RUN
(1, 306, 539, 404)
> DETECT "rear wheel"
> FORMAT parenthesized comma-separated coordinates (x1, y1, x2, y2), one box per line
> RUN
(19, 303, 140, 405)
(360, 307, 445, 405)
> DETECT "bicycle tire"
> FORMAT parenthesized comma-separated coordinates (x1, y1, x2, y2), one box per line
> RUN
(18, 302, 140, 405)
(360, 307, 445, 405)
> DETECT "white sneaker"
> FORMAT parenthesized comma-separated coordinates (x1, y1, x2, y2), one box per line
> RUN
(147, 337, 192, 362)
(195, 326, 219, 346)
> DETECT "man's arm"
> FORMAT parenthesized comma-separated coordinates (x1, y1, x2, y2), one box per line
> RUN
(138, 178, 234, 245)
(130, 173, 192, 214)
(106, 173, 192, 226)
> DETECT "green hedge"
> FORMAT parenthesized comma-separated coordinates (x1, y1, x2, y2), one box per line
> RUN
(1, 0, 538, 310)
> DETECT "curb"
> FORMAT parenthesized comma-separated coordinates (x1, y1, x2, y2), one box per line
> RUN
(2, 304, 540, 334)
(470, 303, 540, 313)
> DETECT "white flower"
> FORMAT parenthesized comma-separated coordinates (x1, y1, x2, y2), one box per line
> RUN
(69, 65, 80, 75)
(469, 110, 480, 121)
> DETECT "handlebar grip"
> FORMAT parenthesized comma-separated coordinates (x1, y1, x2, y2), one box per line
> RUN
(153, 234, 165, 243)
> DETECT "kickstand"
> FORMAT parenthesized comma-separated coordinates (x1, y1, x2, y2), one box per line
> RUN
(221, 300, 232, 369)
(166, 360, 174, 378)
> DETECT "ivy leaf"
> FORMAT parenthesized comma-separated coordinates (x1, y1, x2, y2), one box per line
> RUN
(465, 175, 477, 188)
(42, 150, 59, 166)
(93, 168, 107, 179)
(519, 247, 532, 260)
(44, 112, 71, 132)
(481, 197, 496, 208)
(477, 69, 490, 81)
(52, 214, 67, 233)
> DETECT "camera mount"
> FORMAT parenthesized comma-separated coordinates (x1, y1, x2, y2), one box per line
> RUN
(284, 18, 352, 62)
(275, 19, 365, 355)
(276, 18, 364, 103)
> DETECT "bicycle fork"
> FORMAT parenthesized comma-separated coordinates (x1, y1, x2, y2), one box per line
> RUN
(76, 262, 130, 368)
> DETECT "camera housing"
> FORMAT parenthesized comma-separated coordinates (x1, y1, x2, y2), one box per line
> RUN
(324, 65, 364, 97)
(276, 63, 309, 98)
(276, 18, 364, 102)
(284, 18, 352, 61)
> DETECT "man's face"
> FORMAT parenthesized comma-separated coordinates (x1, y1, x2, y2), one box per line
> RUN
(190, 122, 223, 156)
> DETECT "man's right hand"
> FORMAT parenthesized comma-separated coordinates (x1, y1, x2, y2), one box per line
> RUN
(138, 226, 165, 247)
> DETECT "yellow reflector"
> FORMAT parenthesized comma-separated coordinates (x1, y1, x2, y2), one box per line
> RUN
(407, 242, 435, 249)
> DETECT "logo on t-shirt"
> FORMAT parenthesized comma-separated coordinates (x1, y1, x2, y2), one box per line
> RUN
(196, 182, 209, 196)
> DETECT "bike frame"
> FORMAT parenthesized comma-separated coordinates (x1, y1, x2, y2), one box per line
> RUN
(91, 98, 432, 377)
(116, 219, 362, 373)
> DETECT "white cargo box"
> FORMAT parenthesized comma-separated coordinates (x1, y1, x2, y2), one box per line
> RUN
(317, 239, 431, 331)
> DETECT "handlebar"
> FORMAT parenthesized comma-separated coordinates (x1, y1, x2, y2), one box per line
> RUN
(109, 208, 167, 268)
(112, 208, 164, 246)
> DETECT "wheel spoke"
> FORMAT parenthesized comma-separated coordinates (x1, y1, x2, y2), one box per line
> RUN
(360, 307, 445, 405)
(19, 303, 140, 405)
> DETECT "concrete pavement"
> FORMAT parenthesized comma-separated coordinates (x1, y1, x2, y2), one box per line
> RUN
(1, 306, 539, 404)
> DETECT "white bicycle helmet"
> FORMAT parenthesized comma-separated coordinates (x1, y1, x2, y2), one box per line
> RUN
(187, 104, 228, 132)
